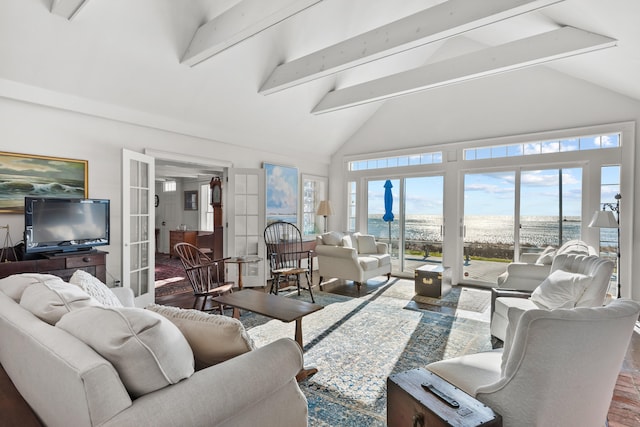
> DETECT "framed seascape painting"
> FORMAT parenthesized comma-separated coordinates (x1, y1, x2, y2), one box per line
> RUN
(264, 163, 298, 225)
(0, 152, 88, 214)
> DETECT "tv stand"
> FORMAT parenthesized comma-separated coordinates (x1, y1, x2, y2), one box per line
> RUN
(45, 248, 98, 258)
(0, 251, 107, 283)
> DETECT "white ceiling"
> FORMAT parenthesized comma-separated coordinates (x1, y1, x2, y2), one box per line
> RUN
(1, 0, 639, 169)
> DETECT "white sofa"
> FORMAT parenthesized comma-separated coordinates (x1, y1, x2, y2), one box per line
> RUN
(315, 231, 391, 290)
(428, 299, 640, 426)
(496, 239, 597, 291)
(0, 273, 308, 427)
(491, 253, 614, 341)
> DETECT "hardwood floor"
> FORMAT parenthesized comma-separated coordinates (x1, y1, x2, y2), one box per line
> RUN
(158, 278, 640, 426)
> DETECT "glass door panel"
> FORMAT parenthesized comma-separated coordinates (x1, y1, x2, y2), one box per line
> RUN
(122, 149, 154, 306)
(462, 172, 515, 285)
(402, 176, 444, 275)
(367, 177, 444, 276)
(520, 168, 582, 256)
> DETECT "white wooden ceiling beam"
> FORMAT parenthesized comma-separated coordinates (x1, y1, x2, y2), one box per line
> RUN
(260, 0, 565, 94)
(312, 26, 616, 114)
(181, 0, 324, 67)
(50, 0, 90, 20)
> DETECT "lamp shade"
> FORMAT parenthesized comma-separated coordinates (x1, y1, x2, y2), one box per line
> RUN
(317, 200, 333, 216)
(588, 210, 618, 228)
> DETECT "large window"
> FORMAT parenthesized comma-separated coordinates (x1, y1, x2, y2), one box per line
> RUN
(345, 123, 629, 287)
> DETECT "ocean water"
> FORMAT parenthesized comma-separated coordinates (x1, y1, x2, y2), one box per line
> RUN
(367, 215, 615, 248)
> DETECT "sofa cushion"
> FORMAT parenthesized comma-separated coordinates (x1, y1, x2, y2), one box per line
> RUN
(146, 304, 255, 370)
(357, 234, 378, 254)
(321, 231, 343, 246)
(0, 273, 62, 302)
(530, 269, 591, 309)
(69, 270, 123, 308)
(57, 306, 194, 398)
(535, 246, 556, 265)
(20, 279, 101, 325)
(358, 256, 379, 271)
(341, 234, 353, 248)
(369, 253, 391, 266)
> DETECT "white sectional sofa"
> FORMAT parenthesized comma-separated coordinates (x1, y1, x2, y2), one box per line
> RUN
(0, 272, 308, 427)
(491, 253, 614, 341)
(315, 231, 391, 290)
(496, 239, 597, 291)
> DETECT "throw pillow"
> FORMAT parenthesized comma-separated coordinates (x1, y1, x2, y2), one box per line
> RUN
(69, 270, 123, 307)
(146, 304, 256, 370)
(0, 273, 62, 302)
(530, 269, 591, 310)
(20, 279, 101, 325)
(535, 246, 556, 265)
(57, 306, 194, 398)
(357, 234, 378, 254)
(322, 231, 342, 246)
(341, 234, 353, 248)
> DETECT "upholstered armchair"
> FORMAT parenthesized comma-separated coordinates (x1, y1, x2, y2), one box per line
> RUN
(491, 253, 614, 341)
(315, 231, 391, 290)
(428, 299, 640, 427)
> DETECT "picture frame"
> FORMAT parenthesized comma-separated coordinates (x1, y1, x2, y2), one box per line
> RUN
(184, 190, 198, 210)
(0, 151, 88, 214)
(264, 163, 298, 225)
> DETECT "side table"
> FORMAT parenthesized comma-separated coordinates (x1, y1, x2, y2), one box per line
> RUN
(387, 368, 501, 427)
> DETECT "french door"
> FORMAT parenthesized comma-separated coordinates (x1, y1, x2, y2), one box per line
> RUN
(122, 149, 155, 306)
(367, 175, 444, 277)
(226, 168, 266, 287)
(461, 167, 582, 286)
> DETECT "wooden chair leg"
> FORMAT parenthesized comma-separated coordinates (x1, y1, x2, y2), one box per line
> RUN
(305, 271, 315, 303)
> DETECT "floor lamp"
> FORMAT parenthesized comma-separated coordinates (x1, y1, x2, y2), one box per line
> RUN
(317, 201, 333, 233)
(588, 193, 621, 298)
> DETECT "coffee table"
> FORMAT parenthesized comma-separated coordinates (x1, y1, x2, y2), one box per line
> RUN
(212, 289, 323, 381)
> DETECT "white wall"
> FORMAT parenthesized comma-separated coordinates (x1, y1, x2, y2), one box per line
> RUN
(0, 96, 329, 284)
(331, 67, 640, 300)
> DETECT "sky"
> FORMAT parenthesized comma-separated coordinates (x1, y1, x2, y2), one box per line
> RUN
(367, 165, 620, 218)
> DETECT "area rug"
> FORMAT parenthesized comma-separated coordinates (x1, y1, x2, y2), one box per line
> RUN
(412, 287, 491, 313)
(154, 254, 192, 297)
(240, 280, 493, 426)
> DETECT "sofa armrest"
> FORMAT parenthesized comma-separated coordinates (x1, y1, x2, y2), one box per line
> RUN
(103, 338, 306, 427)
(375, 241, 389, 254)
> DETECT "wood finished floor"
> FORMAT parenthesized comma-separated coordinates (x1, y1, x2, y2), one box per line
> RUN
(157, 278, 640, 426)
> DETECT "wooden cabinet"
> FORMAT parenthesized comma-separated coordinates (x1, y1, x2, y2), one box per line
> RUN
(169, 230, 198, 257)
(0, 251, 107, 283)
(387, 368, 501, 427)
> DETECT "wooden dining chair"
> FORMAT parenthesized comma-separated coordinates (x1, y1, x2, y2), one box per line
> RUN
(173, 242, 234, 313)
(263, 221, 315, 303)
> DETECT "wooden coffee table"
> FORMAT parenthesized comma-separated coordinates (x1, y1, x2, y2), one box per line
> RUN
(212, 289, 323, 381)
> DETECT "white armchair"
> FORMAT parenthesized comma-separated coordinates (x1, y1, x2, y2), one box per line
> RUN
(491, 253, 614, 341)
(427, 299, 640, 427)
(315, 231, 391, 291)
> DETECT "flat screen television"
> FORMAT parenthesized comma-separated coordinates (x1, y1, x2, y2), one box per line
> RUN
(24, 197, 110, 254)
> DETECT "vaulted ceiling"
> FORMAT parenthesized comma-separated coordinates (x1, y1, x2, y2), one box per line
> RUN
(1, 0, 639, 163)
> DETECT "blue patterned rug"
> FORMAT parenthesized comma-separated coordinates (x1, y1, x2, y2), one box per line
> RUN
(240, 279, 493, 426)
